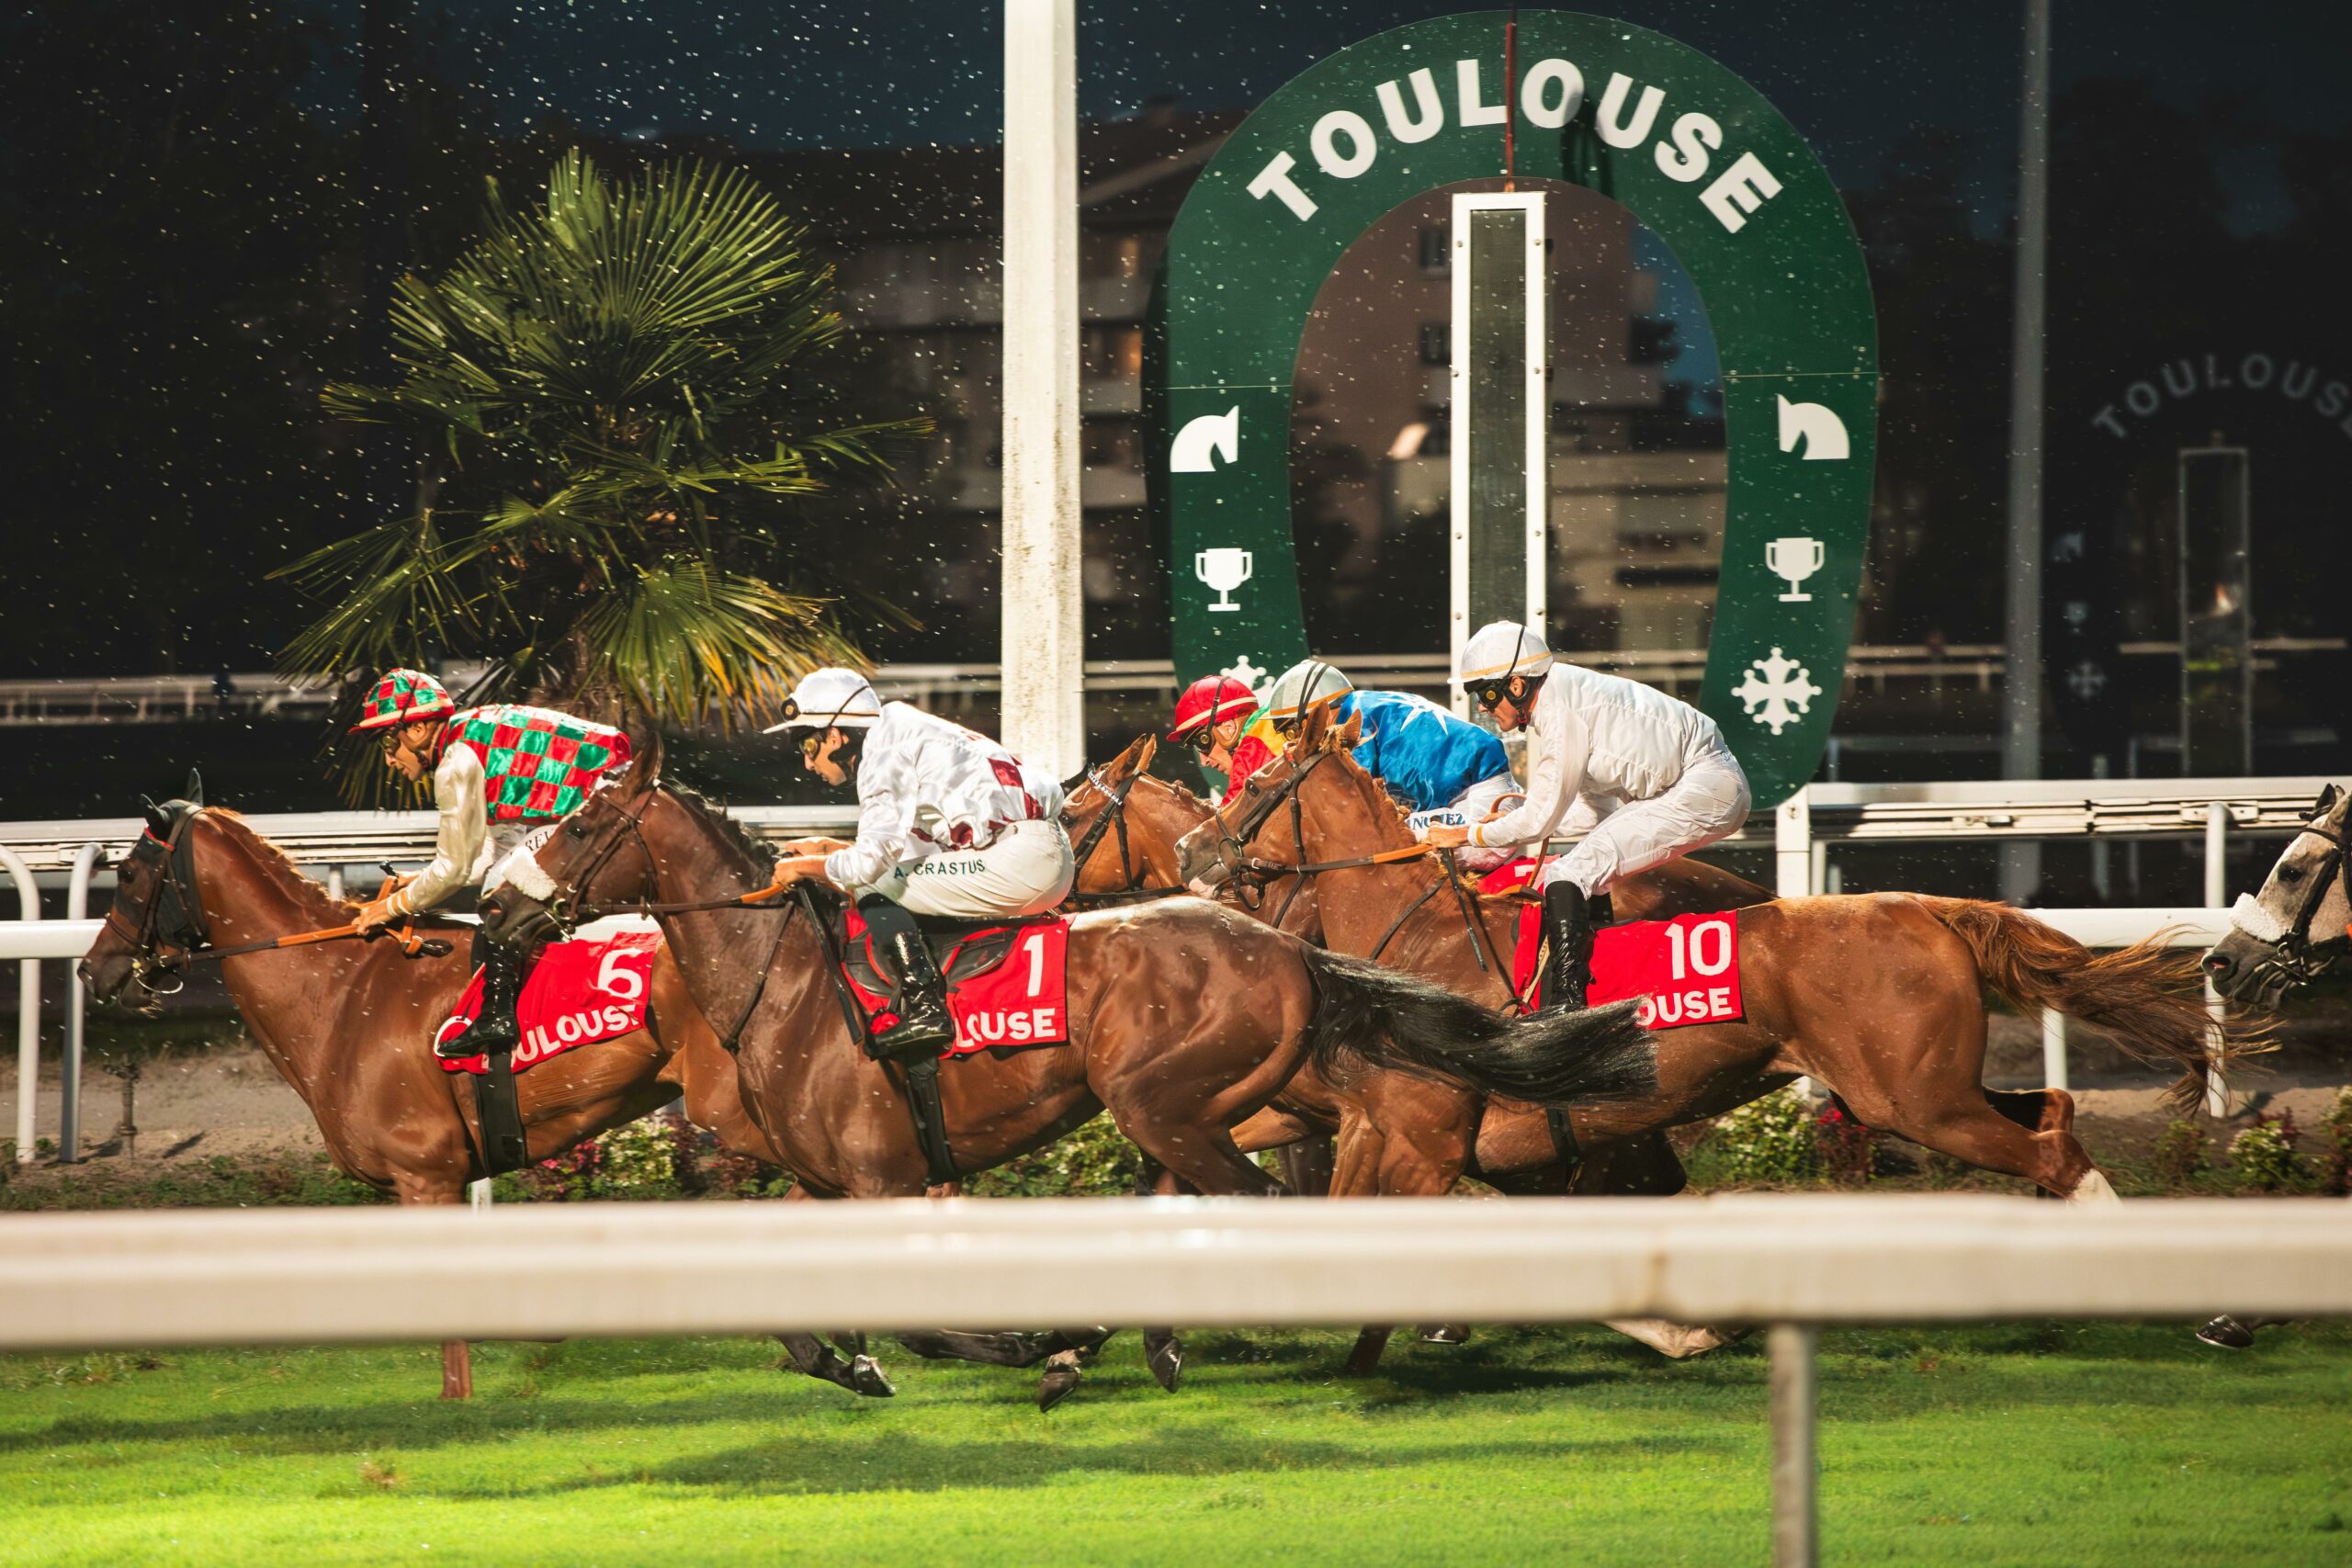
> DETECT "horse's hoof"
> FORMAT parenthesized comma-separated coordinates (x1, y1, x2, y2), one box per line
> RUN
(1069, 1325, 1115, 1357)
(1148, 1339, 1183, 1393)
(1419, 1324, 1471, 1346)
(849, 1355, 897, 1396)
(1038, 1363, 1083, 1411)
(2196, 1314, 2255, 1350)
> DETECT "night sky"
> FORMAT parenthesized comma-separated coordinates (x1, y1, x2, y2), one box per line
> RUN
(309, 0, 2350, 233)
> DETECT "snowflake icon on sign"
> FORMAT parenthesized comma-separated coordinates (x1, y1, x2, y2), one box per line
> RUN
(1734, 647, 1822, 736)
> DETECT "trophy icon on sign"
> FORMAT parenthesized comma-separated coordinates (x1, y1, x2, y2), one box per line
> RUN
(1766, 536, 1825, 603)
(1195, 547, 1253, 613)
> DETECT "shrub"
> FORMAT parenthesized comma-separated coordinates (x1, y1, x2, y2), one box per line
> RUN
(1815, 1102, 1876, 1187)
(967, 1116, 1145, 1198)
(2152, 1120, 2210, 1190)
(2323, 1089, 2352, 1198)
(2228, 1111, 2308, 1192)
(1701, 1087, 1818, 1187)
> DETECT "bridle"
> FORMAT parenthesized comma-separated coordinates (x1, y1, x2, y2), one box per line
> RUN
(102, 802, 213, 998)
(1062, 762, 1148, 897)
(2236, 787, 2351, 993)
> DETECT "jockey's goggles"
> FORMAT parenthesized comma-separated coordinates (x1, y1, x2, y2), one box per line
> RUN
(1471, 680, 1512, 712)
(1179, 725, 1222, 754)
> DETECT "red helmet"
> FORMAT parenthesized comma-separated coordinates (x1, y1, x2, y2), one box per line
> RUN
(1168, 673, 1259, 740)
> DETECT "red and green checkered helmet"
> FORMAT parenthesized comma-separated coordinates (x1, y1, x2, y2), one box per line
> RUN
(350, 668, 457, 731)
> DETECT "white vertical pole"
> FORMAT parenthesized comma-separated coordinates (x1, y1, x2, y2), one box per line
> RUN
(1, 847, 40, 1161)
(2202, 802, 2230, 1116)
(62, 843, 101, 1163)
(1775, 789, 1813, 899)
(1770, 1322, 1819, 1568)
(1999, 0, 2052, 906)
(2041, 1009, 2068, 1092)
(999, 0, 1084, 777)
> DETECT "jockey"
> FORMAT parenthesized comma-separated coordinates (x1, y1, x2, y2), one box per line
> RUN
(1164, 672, 1261, 780)
(1253, 658, 1520, 867)
(348, 669, 632, 1057)
(763, 667, 1073, 1059)
(1423, 621, 1751, 1009)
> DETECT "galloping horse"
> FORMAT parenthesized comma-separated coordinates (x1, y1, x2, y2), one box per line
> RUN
(2192, 781, 2345, 1349)
(75, 785, 786, 1400)
(1179, 707, 2257, 1210)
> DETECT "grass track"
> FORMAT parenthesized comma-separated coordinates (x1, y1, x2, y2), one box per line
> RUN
(4, 1323, 2348, 1566)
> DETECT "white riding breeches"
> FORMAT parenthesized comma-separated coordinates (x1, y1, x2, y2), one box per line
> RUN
(1408, 773, 1523, 874)
(1537, 747, 1751, 897)
(865, 818, 1077, 919)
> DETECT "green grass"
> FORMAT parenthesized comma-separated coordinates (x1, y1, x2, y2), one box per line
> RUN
(3, 1323, 2347, 1566)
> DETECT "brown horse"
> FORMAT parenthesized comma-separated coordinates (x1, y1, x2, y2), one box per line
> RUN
(74, 791, 796, 1400)
(477, 739, 1655, 1382)
(1179, 707, 2256, 1217)
(74, 790, 1092, 1403)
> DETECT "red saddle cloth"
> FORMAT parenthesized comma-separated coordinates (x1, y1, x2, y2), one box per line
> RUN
(841, 909, 1071, 1056)
(1478, 859, 1745, 1030)
(435, 930, 660, 1075)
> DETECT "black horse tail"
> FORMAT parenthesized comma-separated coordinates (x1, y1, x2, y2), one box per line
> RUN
(1299, 948, 1655, 1107)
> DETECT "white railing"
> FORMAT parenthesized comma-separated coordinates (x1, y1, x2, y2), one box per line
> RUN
(2, 1193, 2345, 1567)
(10, 639, 2339, 724)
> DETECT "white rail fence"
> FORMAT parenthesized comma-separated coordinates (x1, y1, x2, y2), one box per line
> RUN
(4, 774, 2340, 1161)
(2, 1194, 2346, 1566)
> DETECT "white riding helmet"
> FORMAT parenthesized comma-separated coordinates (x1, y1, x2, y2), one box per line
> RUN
(1262, 658, 1353, 725)
(764, 667, 884, 733)
(1453, 621, 1555, 689)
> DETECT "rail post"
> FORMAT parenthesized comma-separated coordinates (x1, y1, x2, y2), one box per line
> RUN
(1770, 1322, 1819, 1568)
(2041, 1009, 2068, 1093)
(61, 842, 101, 1162)
(1775, 788, 1813, 899)
(2202, 803, 2230, 1116)
(0, 845, 40, 1161)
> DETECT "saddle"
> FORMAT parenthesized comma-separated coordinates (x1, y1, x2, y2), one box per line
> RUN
(839, 908, 1058, 997)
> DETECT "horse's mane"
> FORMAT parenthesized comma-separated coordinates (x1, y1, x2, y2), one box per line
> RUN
(200, 810, 361, 919)
(660, 776, 775, 873)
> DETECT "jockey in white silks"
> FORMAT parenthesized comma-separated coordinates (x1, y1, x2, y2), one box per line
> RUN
(763, 667, 1073, 1057)
(1421, 622, 1752, 1009)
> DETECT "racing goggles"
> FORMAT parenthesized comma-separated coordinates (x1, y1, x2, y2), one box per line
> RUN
(1470, 680, 1515, 713)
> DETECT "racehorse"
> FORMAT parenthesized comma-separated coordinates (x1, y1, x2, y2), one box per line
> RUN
(2193, 781, 2345, 1349)
(1055, 730, 1768, 1364)
(1178, 706, 2258, 1213)
(73, 784, 1082, 1404)
(477, 735, 1655, 1391)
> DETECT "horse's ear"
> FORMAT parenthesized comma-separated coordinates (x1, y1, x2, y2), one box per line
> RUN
(1136, 733, 1158, 772)
(1329, 711, 1363, 751)
(184, 769, 204, 808)
(620, 716, 662, 787)
(138, 795, 169, 836)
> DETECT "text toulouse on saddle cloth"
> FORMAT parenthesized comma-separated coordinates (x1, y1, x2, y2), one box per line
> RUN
(1480, 860, 1745, 1029)
(435, 930, 660, 1074)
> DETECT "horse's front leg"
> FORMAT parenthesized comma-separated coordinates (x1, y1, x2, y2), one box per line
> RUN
(390, 1172, 477, 1400)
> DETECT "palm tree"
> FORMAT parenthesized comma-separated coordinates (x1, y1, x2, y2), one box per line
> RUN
(277, 150, 925, 759)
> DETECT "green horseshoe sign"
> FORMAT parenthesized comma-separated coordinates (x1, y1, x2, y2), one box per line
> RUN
(1156, 9, 1876, 806)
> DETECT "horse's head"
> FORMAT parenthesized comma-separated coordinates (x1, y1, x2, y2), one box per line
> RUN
(79, 773, 209, 1013)
(478, 730, 667, 949)
(2203, 783, 2350, 1005)
(1172, 706, 1369, 895)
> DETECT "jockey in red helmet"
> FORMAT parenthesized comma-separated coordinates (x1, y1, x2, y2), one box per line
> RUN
(1166, 672, 1263, 784)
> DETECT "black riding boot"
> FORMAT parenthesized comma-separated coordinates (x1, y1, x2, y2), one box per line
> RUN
(857, 895, 956, 1061)
(442, 929, 524, 1059)
(1541, 882, 1595, 1010)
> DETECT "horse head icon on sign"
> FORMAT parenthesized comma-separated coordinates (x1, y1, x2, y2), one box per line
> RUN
(1150, 9, 1878, 807)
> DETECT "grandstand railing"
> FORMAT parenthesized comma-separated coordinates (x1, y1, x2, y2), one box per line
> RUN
(2, 1193, 2346, 1568)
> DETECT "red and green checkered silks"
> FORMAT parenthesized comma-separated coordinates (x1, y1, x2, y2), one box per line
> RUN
(440, 705, 634, 823)
(350, 668, 457, 730)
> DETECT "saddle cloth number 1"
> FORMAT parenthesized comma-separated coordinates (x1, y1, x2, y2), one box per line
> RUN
(945, 923, 1070, 1054)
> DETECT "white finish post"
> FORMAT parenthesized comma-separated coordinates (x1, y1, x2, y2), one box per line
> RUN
(1998, 0, 2051, 906)
(1770, 1323, 1819, 1568)
(2041, 1009, 2068, 1092)
(62, 843, 101, 1163)
(998, 0, 1084, 777)
(2202, 803, 2230, 1116)
(1448, 193, 1549, 719)
(1775, 789, 1813, 899)
(1, 846, 40, 1161)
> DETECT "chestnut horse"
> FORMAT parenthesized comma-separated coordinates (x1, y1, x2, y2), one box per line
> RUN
(1180, 708, 2256, 1216)
(75, 789, 1081, 1403)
